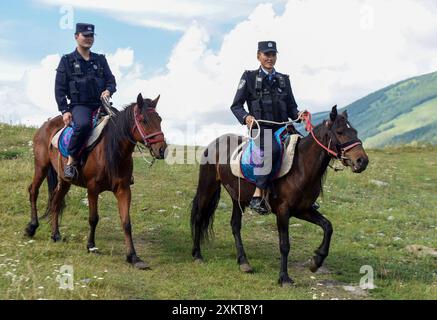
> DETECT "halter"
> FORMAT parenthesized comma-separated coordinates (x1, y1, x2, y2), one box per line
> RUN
(132, 104, 165, 148)
(301, 112, 362, 160)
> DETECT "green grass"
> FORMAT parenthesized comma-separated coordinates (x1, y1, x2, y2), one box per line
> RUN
(0, 124, 436, 300)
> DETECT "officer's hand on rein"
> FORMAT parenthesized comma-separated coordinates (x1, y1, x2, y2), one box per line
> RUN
(297, 110, 309, 121)
(245, 115, 255, 129)
(101, 90, 111, 99)
(62, 112, 72, 126)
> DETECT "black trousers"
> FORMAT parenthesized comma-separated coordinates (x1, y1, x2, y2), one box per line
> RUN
(68, 105, 99, 159)
(252, 126, 282, 190)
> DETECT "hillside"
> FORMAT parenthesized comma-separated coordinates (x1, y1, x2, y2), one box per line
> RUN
(305, 71, 437, 148)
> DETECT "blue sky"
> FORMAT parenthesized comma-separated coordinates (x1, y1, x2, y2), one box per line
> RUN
(0, 1, 182, 75)
(0, 0, 285, 76)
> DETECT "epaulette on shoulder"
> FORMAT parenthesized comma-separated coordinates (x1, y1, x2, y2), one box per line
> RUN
(64, 52, 76, 61)
(277, 72, 289, 78)
(98, 53, 107, 62)
(244, 69, 258, 76)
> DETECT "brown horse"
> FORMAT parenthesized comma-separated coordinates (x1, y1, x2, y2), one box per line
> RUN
(191, 106, 369, 285)
(26, 93, 167, 269)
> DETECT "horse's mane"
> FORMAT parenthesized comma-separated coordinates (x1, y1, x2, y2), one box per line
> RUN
(297, 120, 331, 198)
(104, 100, 155, 181)
(104, 103, 136, 181)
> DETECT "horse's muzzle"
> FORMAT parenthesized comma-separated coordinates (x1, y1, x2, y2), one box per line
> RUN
(148, 140, 167, 160)
(351, 156, 368, 173)
(158, 146, 166, 159)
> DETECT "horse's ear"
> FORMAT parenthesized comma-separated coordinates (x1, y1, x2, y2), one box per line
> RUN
(330, 105, 338, 122)
(342, 109, 348, 119)
(137, 93, 144, 109)
(151, 94, 160, 108)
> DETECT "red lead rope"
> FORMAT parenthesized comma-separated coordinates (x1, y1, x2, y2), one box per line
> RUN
(300, 112, 341, 158)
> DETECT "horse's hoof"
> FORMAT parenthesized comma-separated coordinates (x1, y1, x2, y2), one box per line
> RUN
(87, 247, 100, 254)
(51, 233, 62, 242)
(239, 263, 253, 273)
(133, 260, 150, 270)
(194, 257, 204, 264)
(281, 281, 295, 288)
(309, 256, 323, 273)
(25, 224, 37, 237)
(278, 275, 295, 287)
(309, 263, 319, 273)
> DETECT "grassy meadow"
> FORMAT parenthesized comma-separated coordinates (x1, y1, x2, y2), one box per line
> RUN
(0, 124, 436, 300)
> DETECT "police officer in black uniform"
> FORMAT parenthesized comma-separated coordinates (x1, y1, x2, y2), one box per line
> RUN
(55, 23, 116, 181)
(230, 41, 306, 214)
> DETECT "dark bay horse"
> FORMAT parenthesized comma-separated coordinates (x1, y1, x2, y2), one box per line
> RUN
(26, 93, 167, 269)
(191, 106, 369, 285)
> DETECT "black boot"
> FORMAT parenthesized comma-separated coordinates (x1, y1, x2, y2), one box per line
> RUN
(249, 197, 269, 215)
(64, 161, 78, 181)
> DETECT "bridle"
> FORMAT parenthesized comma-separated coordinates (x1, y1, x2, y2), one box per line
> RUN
(132, 104, 165, 149)
(301, 112, 362, 160)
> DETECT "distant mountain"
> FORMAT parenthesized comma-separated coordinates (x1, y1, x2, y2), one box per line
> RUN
(304, 71, 437, 148)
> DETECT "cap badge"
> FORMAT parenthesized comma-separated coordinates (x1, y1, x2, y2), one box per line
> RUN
(268, 42, 273, 48)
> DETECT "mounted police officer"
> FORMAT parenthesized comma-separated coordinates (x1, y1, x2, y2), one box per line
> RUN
(230, 41, 307, 215)
(55, 23, 116, 181)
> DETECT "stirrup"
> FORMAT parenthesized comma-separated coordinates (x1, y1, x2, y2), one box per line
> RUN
(64, 162, 79, 181)
(249, 197, 270, 215)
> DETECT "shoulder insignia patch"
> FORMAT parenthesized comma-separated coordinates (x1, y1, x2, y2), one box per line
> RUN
(238, 78, 246, 90)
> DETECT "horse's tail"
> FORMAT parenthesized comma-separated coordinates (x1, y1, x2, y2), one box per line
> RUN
(190, 163, 221, 243)
(42, 163, 65, 219)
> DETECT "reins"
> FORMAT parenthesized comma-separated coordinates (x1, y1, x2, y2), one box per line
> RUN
(247, 111, 362, 160)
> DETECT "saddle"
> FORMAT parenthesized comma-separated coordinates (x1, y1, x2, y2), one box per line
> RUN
(230, 127, 300, 183)
(51, 108, 111, 158)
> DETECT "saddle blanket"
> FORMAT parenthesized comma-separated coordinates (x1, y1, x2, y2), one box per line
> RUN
(230, 127, 300, 183)
(51, 113, 110, 158)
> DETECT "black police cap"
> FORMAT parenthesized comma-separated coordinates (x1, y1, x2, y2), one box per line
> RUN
(258, 41, 278, 53)
(75, 23, 95, 35)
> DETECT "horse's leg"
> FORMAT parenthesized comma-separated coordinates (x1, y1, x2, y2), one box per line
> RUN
(25, 164, 48, 237)
(115, 185, 149, 270)
(230, 200, 253, 273)
(276, 207, 294, 286)
(295, 208, 333, 272)
(50, 181, 70, 242)
(86, 189, 99, 253)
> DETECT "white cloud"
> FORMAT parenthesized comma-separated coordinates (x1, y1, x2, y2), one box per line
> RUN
(110, 0, 437, 145)
(2, 0, 437, 146)
(38, 0, 287, 31)
(24, 54, 60, 113)
(105, 48, 134, 80)
(0, 83, 49, 126)
(0, 55, 60, 126)
(0, 60, 32, 82)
